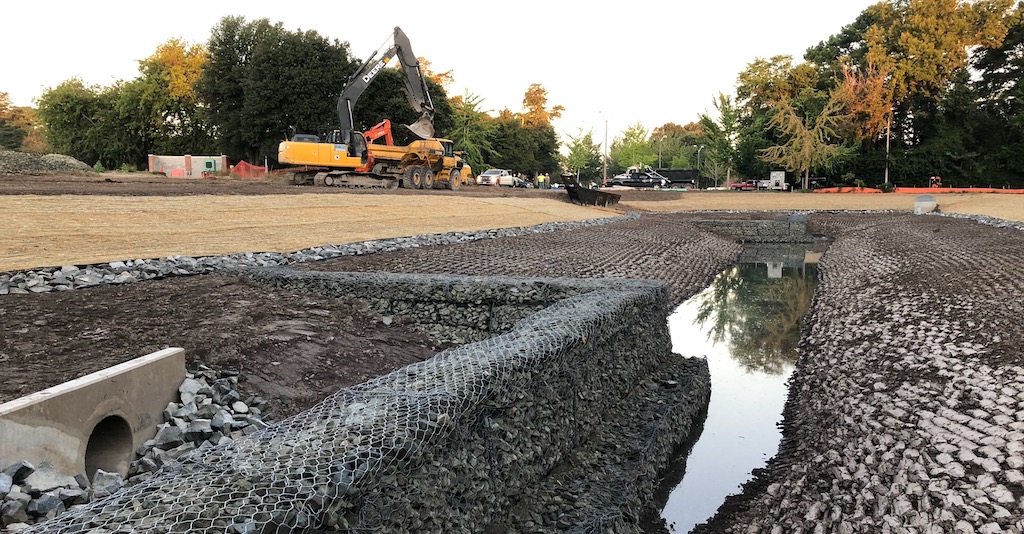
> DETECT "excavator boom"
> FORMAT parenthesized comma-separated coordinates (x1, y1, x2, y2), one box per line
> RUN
(337, 27, 434, 140)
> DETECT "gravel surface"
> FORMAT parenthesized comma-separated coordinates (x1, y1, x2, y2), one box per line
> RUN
(0, 152, 92, 175)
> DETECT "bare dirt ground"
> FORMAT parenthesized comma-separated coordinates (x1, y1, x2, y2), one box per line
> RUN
(3, 173, 1021, 272)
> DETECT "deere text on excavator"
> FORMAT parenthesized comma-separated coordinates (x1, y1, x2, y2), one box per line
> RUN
(278, 27, 471, 189)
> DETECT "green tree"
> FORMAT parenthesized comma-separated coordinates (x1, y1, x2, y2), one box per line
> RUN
(562, 128, 602, 183)
(0, 93, 27, 150)
(803, 0, 1015, 184)
(446, 92, 496, 172)
(608, 122, 655, 174)
(699, 93, 742, 184)
(198, 16, 355, 163)
(135, 39, 215, 156)
(970, 1, 1024, 185)
(488, 118, 559, 178)
(36, 79, 105, 165)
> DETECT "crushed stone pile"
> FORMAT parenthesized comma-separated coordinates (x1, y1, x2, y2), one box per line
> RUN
(0, 151, 93, 175)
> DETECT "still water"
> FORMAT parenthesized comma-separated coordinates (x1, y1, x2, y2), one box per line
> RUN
(659, 257, 819, 532)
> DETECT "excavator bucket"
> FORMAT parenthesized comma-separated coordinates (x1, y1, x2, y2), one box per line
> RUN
(405, 115, 434, 139)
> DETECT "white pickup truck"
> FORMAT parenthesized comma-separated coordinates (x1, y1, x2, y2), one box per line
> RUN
(477, 168, 512, 186)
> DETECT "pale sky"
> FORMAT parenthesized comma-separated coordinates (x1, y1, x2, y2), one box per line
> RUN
(2, 0, 877, 147)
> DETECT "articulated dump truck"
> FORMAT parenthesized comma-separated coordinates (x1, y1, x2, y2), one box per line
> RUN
(278, 27, 471, 190)
(280, 126, 471, 189)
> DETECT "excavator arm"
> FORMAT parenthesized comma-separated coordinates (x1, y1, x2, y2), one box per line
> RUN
(337, 27, 435, 143)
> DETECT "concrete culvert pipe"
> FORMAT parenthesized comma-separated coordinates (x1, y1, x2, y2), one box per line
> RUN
(84, 415, 133, 479)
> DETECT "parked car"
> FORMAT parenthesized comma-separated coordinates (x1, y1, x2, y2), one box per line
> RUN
(730, 180, 758, 191)
(476, 168, 512, 186)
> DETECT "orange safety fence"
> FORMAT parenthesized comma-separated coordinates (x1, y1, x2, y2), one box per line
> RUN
(814, 186, 1024, 194)
(894, 187, 1024, 194)
(230, 160, 268, 179)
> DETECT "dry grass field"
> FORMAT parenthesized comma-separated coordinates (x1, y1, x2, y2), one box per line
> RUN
(2, 176, 1022, 272)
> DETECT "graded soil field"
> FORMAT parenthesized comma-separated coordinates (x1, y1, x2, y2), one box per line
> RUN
(2, 173, 1023, 272)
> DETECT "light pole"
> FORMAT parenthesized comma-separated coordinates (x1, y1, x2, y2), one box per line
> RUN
(694, 144, 704, 186)
(658, 135, 664, 168)
(599, 111, 608, 185)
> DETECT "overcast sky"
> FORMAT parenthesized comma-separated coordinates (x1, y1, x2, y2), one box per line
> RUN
(3, 0, 877, 146)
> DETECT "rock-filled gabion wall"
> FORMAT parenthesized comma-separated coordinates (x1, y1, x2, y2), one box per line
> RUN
(18, 270, 710, 533)
(692, 215, 815, 243)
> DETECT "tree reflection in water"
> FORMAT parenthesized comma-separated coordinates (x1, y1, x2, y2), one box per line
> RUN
(695, 262, 818, 375)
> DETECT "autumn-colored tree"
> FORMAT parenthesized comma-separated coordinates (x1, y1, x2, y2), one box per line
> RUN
(417, 57, 454, 90)
(864, 0, 1013, 109)
(831, 64, 891, 144)
(136, 38, 214, 155)
(650, 122, 705, 168)
(760, 92, 853, 189)
(520, 83, 564, 127)
(736, 56, 821, 117)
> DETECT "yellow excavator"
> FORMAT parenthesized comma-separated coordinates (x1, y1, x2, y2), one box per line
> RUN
(278, 27, 470, 189)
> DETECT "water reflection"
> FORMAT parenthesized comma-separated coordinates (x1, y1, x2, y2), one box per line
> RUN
(695, 262, 817, 375)
(657, 252, 819, 533)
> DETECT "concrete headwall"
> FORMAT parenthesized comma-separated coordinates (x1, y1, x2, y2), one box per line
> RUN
(0, 348, 185, 479)
(695, 214, 815, 243)
(28, 270, 710, 533)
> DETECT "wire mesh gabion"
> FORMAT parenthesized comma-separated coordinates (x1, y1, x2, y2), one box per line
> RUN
(20, 271, 685, 533)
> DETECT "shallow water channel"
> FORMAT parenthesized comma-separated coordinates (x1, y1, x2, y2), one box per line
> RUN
(657, 252, 819, 532)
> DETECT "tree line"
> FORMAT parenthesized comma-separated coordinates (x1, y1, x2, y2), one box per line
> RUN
(6, 1, 1023, 188)
(2, 16, 561, 176)
(563, 0, 1024, 189)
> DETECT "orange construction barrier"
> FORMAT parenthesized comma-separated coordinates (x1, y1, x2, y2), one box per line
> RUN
(230, 160, 268, 179)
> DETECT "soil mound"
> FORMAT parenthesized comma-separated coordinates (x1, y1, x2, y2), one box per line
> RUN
(0, 151, 94, 174)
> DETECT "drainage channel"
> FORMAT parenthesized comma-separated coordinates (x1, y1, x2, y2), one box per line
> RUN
(655, 252, 819, 533)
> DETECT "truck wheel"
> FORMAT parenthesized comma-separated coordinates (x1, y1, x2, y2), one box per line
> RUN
(422, 169, 435, 189)
(403, 166, 423, 189)
(447, 169, 461, 190)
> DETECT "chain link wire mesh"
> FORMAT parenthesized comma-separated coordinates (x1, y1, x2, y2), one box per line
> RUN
(21, 270, 696, 533)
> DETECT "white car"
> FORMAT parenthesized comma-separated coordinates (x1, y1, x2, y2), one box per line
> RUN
(476, 168, 511, 186)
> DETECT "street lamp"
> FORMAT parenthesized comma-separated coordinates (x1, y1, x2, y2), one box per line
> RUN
(599, 111, 608, 185)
